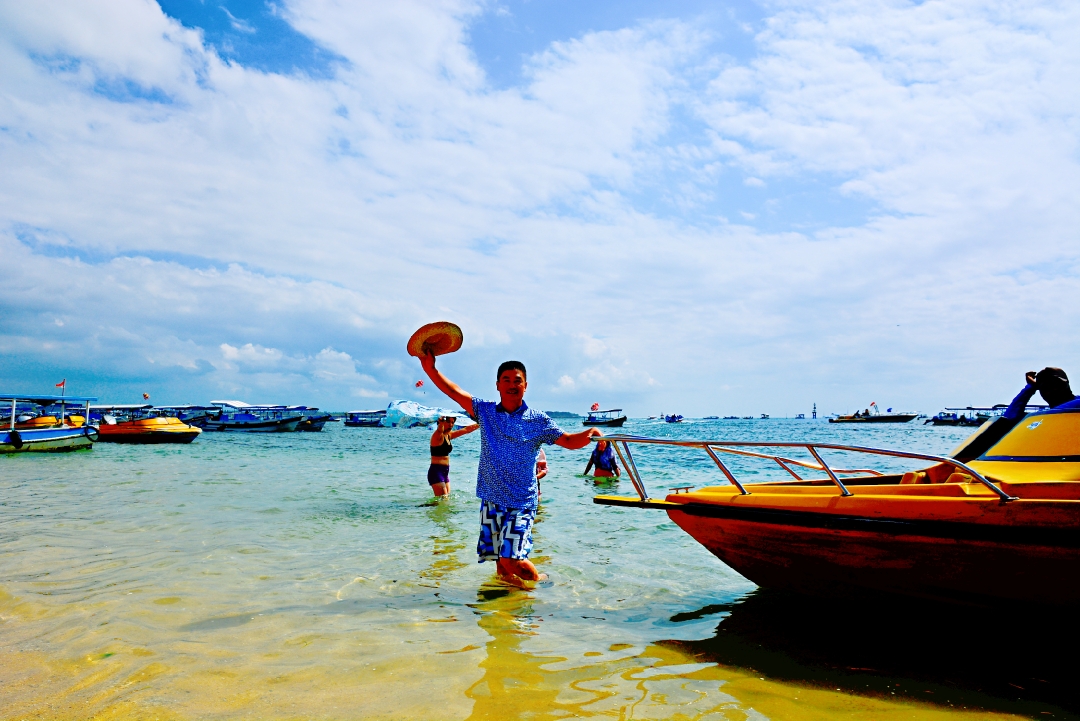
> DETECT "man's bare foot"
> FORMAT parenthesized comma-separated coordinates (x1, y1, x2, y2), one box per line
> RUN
(496, 557, 543, 582)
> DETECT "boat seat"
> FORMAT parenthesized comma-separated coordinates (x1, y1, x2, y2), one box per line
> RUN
(900, 471, 929, 484)
(945, 472, 975, 484)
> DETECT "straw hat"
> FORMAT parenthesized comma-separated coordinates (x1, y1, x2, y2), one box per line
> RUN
(407, 321, 463, 357)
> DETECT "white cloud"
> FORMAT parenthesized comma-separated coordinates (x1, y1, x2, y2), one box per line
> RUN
(0, 0, 1078, 415)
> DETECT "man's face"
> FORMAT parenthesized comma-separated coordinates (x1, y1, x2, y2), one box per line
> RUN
(496, 369, 527, 403)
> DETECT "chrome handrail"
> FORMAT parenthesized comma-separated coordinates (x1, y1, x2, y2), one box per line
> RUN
(592, 435, 1018, 503)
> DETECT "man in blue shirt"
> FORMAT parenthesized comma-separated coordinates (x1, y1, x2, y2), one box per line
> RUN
(419, 352, 601, 582)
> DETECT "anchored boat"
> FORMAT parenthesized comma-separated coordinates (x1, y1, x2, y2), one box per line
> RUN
(1, 393, 98, 453)
(830, 403, 916, 423)
(344, 409, 387, 427)
(90, 404, 202, 444)
(294, 407, 336, 431)
(582, 409, 628, 427)
(593, 407, 1080, 607)
(205, 401, 305, 432)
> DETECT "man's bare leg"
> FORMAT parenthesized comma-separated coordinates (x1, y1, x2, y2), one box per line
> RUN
(431, 482, 450, 497)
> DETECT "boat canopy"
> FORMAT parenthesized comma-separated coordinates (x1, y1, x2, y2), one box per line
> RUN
(89, 404, 153, 411)
(210, 400, 311, 411)
(0, 393, 97, 404)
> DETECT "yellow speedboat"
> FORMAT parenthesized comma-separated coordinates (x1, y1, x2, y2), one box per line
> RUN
(594, 407, 1080, 606)
(91, 405, 201, 444)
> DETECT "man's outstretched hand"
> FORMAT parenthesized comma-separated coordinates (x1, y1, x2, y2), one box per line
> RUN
(420, 351, 437, 373)
(1026, 370, 1038, 387)
(555, 427, 603, 450)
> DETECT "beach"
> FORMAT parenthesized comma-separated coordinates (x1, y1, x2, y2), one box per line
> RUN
(1, 420, 1074, 719)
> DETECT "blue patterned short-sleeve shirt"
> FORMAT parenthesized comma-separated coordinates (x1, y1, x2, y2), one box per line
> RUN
(472, 398, 564, 510)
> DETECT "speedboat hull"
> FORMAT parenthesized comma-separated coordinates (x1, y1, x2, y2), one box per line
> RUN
(96, 417, 201, 444)
(666, 500, 1080, 606)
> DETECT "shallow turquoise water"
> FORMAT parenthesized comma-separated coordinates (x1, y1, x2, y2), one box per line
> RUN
(1, 419, 1072, 719)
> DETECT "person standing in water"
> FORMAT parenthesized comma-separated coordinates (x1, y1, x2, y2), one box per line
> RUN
(535, 448, 548, 502)
(418, 352, 601, 582)
(428, 416, 478, 497)
(583, 438, 620, 481)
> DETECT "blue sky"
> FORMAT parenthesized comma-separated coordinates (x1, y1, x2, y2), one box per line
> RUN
(1, 0, 1078, 415)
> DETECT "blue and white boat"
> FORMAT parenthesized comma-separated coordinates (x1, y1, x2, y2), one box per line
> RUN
(344, 409, 387, 427)
(204, 401, 305, 432)
(1, 393, 99, 453)
(293, 407, 336, 432)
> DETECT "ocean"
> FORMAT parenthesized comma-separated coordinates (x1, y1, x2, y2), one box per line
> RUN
(0, 418, 1073, 719)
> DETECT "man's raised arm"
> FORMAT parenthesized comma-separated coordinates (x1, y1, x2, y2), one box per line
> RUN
(419, 352, 474, 416)
(554, 427, 602, 450)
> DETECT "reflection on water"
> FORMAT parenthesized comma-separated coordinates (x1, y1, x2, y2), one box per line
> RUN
(419, 501, 468, 583)
(664, 590, 1080, 719)
(460, 583, 1079, 721)
(2, 421, 1076, 719)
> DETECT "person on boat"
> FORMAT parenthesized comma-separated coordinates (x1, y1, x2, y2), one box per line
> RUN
(1003, 367, 1080, 419)
(418, 352, 601, 583)
(428, 416, 478, 497)
(583, 439, 621, 481)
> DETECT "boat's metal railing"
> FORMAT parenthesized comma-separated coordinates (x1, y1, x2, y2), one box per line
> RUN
(597, 435, 1018, 503)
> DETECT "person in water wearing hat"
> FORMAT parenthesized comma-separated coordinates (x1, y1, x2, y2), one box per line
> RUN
(418, 352, 602, 583)
(1003, 367, 1080, 419)
(428, 416, 479, 497)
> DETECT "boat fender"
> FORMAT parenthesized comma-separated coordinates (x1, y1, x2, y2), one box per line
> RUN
(84, 426, 99, 442)
(9, 430, 22, 449)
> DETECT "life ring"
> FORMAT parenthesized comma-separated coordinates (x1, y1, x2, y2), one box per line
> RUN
(9, 430, 23, 449)
(84, 426, 100, 442)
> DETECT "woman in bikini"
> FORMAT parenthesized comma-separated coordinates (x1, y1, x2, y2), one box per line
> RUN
(428, 415, 478, 497)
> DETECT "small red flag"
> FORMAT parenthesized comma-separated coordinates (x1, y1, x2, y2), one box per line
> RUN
(591, 402, 600, 411)
(415, 380, 424, 388)
(143, 393, 150, 400)
(55, 379, 66, 388)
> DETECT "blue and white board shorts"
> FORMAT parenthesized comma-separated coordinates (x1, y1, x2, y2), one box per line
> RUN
(477, 500, 535, 562)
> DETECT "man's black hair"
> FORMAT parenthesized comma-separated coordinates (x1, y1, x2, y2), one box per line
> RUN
(497, 360, 527, 381)
(1036, 367, 1075, 408)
